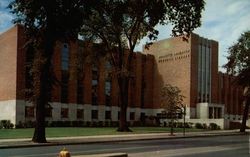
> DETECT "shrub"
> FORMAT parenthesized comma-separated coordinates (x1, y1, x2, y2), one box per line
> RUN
(98, 121, 104, 127)
(0, 120, 14, 129)
(24, 121, 35, 128)
(202, 123, 208, 129)
(209, 123, 221, 130)
(195, 123, 203, 129)
(111, 121, 119, 127)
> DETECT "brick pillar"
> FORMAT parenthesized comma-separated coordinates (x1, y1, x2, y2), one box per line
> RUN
(68, 41, 78, 104)
(134, 53, 142, 108)
(51, 41, 62, 102)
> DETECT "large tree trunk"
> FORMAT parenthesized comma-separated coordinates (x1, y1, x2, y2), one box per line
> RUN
(32, 31, 55, 143)
(117, 77, 131, 132)
(240, 98, 250, 132)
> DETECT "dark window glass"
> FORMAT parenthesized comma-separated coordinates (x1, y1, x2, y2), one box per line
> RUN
(25, 106, 34, 118)
(105, 81, 111, 106)
(105, 111, 111, 120)
(130, 112, 135, 120)
(77, 79, 83, 104)
(91, 110, 98, 119)
(61, 108, 69, 118)
(92, 66, 98, 105)
(77, 109, 84, 119)
(45, 106, 52, 118)
(61, 71, 69, 103)
(61, 43, 69, 70)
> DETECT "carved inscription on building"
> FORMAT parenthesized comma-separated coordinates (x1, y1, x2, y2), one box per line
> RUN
(158, 50, 190, 63)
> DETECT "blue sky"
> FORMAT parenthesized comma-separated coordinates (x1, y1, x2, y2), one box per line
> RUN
(1, 0, 250, 70)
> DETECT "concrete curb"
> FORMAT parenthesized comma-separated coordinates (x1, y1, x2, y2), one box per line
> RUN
(75, 153, 128, 157)
(0, 131, 247, 149)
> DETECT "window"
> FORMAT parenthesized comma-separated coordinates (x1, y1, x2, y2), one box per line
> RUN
(92, 66, 99, 105)
(118, 111, 120, 120)
(77, 109, 84, 119)
(61, 71, 69, 103)
(140, 112, 146, 121)
(209, 107, 213, 119)
(45, 107, 52, 118)
(105, 81, 111, 106)
(77, 79, 83, 104)
(105, 111, 111, 120)
(61, 108, 69, 118)
(25, 106, 34, 118)
(91, 110, 98, 119)
(61, 43, 69, 70)
(130, 112, 135, 121)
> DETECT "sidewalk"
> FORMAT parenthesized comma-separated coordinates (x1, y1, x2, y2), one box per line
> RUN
(0, 129, 248, 149)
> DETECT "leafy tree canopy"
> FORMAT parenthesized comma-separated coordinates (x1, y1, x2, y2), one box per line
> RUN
(161, 84, 185, 114)
(224, 30, 250, 87)
(9, 0, 85, 39)
(81, 0, 205, 54)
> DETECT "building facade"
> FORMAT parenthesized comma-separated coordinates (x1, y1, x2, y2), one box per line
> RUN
(143, 33, 243, 128)
(0, 25, 244, 128)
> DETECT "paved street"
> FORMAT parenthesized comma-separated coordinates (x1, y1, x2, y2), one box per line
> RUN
(0, 135, 248, 157)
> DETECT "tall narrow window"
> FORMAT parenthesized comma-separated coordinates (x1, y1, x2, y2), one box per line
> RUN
(61, 108, 69, 118)
(92, 65, 98, 105)
(25, 106, 34, 118)
(61, 43, 69, 70)
(61, 71, 69, 103)
(105, 61, 112, 106)
(77, 79, 84, 104)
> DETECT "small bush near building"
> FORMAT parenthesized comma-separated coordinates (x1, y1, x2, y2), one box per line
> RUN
(202, 123, 208, 129)
(195, 123, 204, 129)
(0, 120, 14, 129)
(209, 123, 221, 130)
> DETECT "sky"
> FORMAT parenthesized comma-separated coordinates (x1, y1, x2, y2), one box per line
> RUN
(1, 0, 250, 71)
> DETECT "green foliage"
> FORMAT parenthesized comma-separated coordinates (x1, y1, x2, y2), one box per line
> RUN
(224, 30, 250, 86)
(161, 84, 185, 116)
(0, 120, 14, 129)
(195, 123, 203, 129)
(209, 123, 221, 130)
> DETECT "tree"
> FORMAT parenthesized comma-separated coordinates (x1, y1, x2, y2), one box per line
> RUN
(161, 84, 185, 135)
(81, 0, 205, 132)
(9, 0, 85, 143)
(224, 30, 250, 132)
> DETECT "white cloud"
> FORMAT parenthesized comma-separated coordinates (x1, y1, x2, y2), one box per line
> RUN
(1, 0, 250, 70)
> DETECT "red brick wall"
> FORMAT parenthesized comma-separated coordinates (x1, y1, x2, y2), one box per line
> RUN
(218, 72, 243, 115)
(190, 34, 199, 108)
(0, 26, 18, 100)
(211, 41, 219, 103)
(143, 36, 192, 108)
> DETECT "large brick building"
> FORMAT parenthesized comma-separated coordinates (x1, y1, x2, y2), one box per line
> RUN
(0, 25, 244, 128)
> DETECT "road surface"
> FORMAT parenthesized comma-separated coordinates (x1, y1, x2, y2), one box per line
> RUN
(0, 135, 248, 157)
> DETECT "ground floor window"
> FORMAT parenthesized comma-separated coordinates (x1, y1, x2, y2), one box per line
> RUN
(25, 106, 34, 118)
(105, 111, 111, 120)
(209, 107, 222, 119)
(45, 107, 52, 118)
(61, 108, 69, 118)
(77, 109, 84, 119)
(130, 112, 135, 121)
(92, 110, 98, 120)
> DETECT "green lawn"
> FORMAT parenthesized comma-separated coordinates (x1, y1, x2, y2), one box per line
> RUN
(0, 127, 203, 139)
